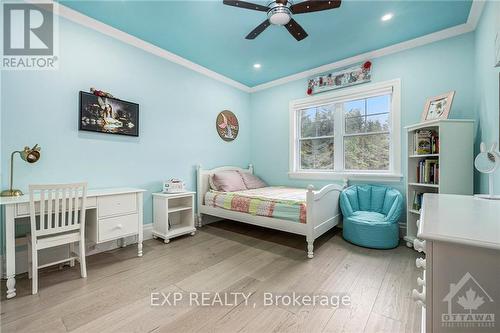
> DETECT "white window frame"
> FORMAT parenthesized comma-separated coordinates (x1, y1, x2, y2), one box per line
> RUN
(289, 79, 402, 182)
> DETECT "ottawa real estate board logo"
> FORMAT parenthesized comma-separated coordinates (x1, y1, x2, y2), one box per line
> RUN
(442, 272, 495, 329)
(2, 2, 58, 70)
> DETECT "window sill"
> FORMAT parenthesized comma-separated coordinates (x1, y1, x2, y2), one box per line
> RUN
(288, 171, 403, 182)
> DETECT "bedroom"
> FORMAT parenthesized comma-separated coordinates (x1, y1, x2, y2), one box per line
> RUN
(0, 0, 499, 332)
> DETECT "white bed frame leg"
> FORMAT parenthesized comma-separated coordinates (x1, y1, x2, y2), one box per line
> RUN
(306, 185, 315, 259)
(197, 213, 202, 228)
(307, 238, 314, 259)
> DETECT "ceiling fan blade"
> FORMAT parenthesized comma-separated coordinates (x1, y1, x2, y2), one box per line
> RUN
(245, 19, 271, 39)
(276, 0, 288, 4)
(285, 18, 308, 41)
(223, 0, 269, 12)
(290, 0, 341, 14)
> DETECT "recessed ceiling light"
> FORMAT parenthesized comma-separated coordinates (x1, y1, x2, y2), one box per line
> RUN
(253, 63, 261, 69)
(381, 13, 394, 22)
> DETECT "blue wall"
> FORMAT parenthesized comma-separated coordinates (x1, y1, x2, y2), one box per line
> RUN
(474, 2, 500, 194)
(2, 4, 498, 234)
(249, 32, 476, 198)
(1, 17, 252, 226)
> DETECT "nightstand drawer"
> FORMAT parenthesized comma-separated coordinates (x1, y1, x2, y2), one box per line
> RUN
(98, 194, 137, 218)
(98, 213, 139, 242)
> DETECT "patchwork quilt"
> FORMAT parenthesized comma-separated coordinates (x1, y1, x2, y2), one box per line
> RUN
(204, 187, 307, 223)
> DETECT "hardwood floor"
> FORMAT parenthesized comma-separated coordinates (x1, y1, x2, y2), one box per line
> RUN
(0, 221, 421, 333)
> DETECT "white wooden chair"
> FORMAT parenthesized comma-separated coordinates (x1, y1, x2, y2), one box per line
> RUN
(27, 183, 88, 294)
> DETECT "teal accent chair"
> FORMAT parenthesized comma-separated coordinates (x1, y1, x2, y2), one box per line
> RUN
(340, 185, 403, 249)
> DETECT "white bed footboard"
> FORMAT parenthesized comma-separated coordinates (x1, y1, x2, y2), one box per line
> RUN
(306, 182, 347, 242)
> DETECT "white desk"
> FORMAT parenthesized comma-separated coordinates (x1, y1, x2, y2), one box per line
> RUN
(0, 187, 146, 299)
(413, 194, 500, 333)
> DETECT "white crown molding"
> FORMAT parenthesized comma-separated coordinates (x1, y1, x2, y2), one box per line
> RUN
(28, 0, 483, 94)
(467, 0, 486, 29)
(249, 0, 485, 92)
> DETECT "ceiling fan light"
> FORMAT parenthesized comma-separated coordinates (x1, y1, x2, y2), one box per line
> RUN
(269, 12, 291, 25)
(268, 5, 291, 25)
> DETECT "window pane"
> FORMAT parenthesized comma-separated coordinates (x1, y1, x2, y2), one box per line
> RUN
(300, 138, 334, 169)
(300, 107, 334, 138)
(345, 113, 389, 134)
(300, 108, 316, 137)
(344, 134, 389, 170)
(367, 94, 390, 115)
(345, 116, 364, 134)
(366, 113, 389, 132)
(344, 99, 365, 118)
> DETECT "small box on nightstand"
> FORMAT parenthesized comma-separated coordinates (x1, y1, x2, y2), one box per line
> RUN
(152, 191, 196, 243)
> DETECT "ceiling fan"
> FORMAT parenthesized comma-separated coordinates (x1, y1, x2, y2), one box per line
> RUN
(223, 0, 341, 41)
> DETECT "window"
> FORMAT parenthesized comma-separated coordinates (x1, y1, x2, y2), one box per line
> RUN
(290, 80, 401, 180)
(299, 105, 335, 170)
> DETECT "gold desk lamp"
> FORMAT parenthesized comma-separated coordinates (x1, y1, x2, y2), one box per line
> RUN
(1, 144, 41, 197)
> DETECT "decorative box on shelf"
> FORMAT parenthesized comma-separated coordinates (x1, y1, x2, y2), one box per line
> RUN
(152, 191, 196, 244)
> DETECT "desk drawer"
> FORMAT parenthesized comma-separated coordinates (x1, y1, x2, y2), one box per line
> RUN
(98, 194, 137, 218)
(16, 197, 97, 217)
(98, 213, 139, 242)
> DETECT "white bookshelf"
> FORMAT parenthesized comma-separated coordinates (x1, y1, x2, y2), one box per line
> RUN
(404, 119, 474, 248)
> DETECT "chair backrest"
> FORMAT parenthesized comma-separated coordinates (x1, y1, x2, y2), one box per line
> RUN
(340, 184, 402, 216)
(29, 183, 88, 238)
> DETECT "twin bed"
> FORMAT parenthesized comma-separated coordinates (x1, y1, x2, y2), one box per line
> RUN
(196, 165, 346, 258)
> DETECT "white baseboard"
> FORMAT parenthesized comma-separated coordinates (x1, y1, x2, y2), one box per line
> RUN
(0, 224, 153, 278)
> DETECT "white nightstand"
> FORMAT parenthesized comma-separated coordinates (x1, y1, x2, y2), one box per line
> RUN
(152, 191, 196, 243)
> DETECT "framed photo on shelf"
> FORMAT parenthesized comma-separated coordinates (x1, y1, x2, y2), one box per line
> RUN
(421, 91, 455, 122)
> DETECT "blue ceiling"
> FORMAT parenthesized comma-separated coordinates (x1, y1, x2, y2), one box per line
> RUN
(60, 0, 473, 87)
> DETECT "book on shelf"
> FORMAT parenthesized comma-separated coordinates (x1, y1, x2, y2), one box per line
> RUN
(416, 158, 439, 184)
(412, 190, 424, 211)
(413, 129, 439, 155)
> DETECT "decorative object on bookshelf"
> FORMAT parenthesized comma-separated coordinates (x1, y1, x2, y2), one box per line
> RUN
(421, 91, 455, 122)
(474, 142, 500, 200)
(413, 129, 439, 155)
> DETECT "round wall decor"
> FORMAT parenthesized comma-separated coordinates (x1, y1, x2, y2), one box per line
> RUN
(216, 110, 239, 142)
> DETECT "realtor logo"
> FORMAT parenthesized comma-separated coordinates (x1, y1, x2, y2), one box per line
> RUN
(442, 272, 495, 329)
(2, 2, 58, 69)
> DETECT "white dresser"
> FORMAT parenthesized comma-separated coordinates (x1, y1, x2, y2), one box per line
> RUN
(414, 194, 500, 333)
(0, 187, 145, 299)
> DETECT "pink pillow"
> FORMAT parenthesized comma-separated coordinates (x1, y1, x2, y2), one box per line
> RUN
(239, 171, 267, 189)
(212, 171, 246, 192)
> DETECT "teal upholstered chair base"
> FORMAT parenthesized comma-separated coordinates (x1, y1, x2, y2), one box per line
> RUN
(343, 216, 400, 249)
(340, 185, 403, 250)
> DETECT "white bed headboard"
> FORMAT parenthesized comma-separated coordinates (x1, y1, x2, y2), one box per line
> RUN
(196, 164, 253, 208)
